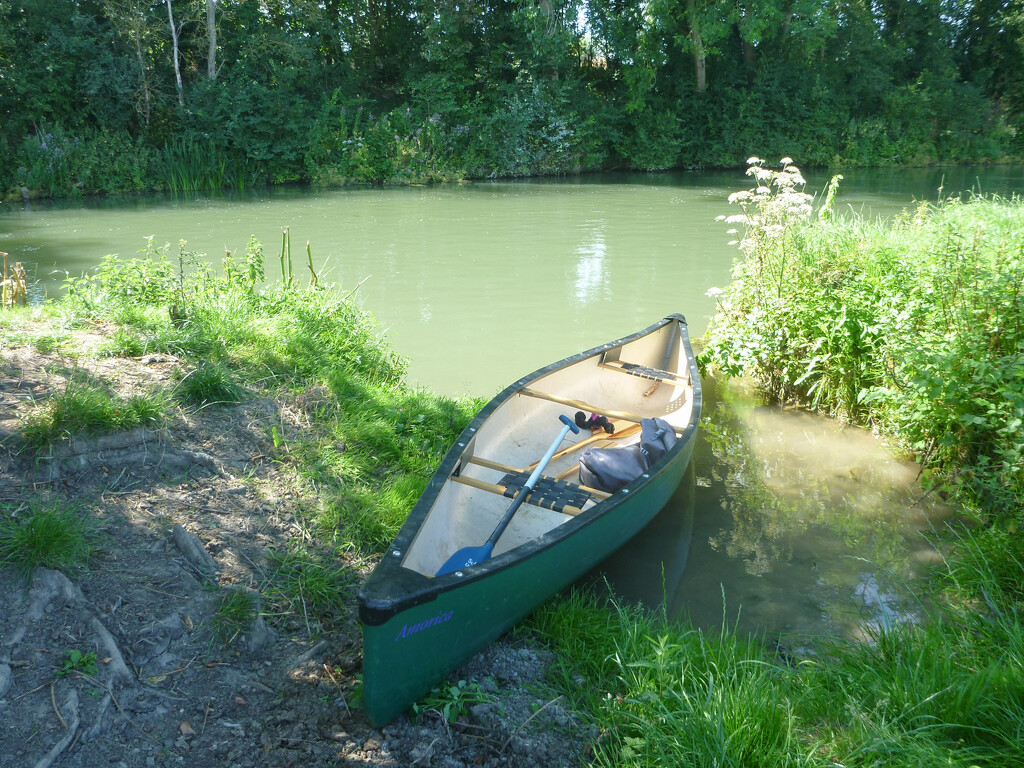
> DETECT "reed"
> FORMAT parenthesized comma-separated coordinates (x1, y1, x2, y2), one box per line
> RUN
(158, 138, 259, 194)
(2, 252, 29, 309)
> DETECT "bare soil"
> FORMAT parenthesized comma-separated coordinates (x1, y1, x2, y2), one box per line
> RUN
(0, 322, 591, 768)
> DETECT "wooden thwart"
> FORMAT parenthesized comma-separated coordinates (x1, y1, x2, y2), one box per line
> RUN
(518, 388, 684, 434)
(600, 359, 687, 384)
(452, 475, 589, 516)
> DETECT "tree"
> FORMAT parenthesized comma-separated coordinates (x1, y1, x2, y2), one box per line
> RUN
(207, 0, 216, 80)
(102, 0, 158, 125)
(165, 0, 184, 106)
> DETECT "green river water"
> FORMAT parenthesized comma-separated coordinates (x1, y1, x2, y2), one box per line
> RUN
(3, 165, 1020, 640)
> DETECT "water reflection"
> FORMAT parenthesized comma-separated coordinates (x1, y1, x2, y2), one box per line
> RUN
(573, 224, 609, 304)
(595, 375, 948, 641)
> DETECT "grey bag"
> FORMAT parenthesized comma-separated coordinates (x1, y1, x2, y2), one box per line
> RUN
(579, 418, 677, 493)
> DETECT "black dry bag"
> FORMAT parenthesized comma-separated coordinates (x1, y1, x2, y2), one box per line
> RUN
(578, 418, 677, 493)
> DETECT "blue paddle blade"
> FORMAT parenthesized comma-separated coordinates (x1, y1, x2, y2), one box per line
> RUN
(436, 542, 495, 576)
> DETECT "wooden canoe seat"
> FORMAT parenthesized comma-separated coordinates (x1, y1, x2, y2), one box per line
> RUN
(465, 455, 610, 499)
(454, 455, 611, 517)
(600, 360, 688, 384)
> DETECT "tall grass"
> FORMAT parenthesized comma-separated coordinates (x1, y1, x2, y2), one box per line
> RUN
(528, 584, 1024, 768)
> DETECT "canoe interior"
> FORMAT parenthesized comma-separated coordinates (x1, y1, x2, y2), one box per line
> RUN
(401, 318, 695, 577)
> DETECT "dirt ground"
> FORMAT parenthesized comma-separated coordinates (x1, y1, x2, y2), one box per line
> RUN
(0, 322, 591, 768)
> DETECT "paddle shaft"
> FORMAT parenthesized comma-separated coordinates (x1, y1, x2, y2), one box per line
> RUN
(485, 418, 575, 547)
(436, 415, 579, 576)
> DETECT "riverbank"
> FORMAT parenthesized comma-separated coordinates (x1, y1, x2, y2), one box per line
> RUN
(0, 256, 589, 767)
(2, 190, 1022, 767)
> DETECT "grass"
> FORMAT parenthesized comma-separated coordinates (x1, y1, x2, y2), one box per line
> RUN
(212, 588, 257, 644)
(174, 361, 245, 406)
(0, 499, 98, 581)
(527, 582, 1024, 768)
(20, 380, 166, 451)
(96, 327, 145, 358)
(265, 543, 353, 624)
(45, 236, 479, 558)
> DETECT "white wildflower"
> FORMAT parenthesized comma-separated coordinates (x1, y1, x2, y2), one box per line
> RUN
(706, 287, 724, 298)
(728, 191, 754, 204)
(755, 186, 770, 195)
(779, 156, 794, 166)
(724, 214, 749, 224)
(746, 156, 763, 165)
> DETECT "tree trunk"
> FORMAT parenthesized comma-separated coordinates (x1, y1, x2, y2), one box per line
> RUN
(133, 33, 151, 124)
(165, 0, 184, 106)
(207, 0, 217, 80)
(686, 0, 707, 93)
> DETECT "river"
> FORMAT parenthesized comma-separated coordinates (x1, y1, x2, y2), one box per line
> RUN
(2, 165, 1014, 640)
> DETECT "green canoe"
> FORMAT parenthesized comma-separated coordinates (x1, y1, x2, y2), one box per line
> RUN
(357, 314, 703, 725)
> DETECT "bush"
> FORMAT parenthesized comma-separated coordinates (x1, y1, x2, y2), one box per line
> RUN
(13, 125, 155, 196)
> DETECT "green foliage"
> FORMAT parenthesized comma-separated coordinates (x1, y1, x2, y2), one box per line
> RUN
(6, 0, 1017, 197)
(702, 162, 1024, 598)
(411, 679, 494, 724)
(12, 126, 154, 197)
(174, 362, 245, 407)
(20, 380, 165, 451)
(0, 499, 98, 581)
(212, 588, 256, 645)
(306, 97, 464, 186)
(56, 649, 98, 679)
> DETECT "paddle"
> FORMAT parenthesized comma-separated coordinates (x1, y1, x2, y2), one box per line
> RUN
(436, 414, 580, 576)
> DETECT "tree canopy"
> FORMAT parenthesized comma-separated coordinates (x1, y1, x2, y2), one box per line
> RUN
(1, 0, 1021, 195)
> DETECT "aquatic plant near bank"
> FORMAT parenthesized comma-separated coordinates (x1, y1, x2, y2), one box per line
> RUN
(702, 160, 1024, 530)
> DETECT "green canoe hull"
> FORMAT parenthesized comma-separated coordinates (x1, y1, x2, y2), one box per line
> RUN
(358, 314, 702, 726)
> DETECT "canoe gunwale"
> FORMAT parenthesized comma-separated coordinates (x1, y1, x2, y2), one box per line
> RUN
(358, 313, 702, 627)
